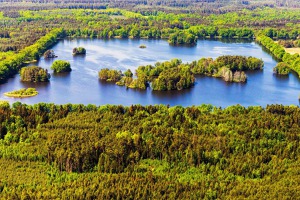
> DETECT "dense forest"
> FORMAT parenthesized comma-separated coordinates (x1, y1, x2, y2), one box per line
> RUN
(0, 102, 300, 198)
(0, 2, 300, 199)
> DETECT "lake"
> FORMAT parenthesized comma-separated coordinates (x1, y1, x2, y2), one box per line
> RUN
(0, 38, 299, 107)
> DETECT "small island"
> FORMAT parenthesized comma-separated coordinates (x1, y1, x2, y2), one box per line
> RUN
(139, 44, 146, 48)
(51, 60, 72, 73)
(4, 88, 38, 98)
(20, 66, 50, 82)
(73, 47, 86, 55)
(44, 49, 57, 58)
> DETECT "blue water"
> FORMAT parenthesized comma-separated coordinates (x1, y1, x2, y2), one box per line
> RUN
(0, 38, 299, 107)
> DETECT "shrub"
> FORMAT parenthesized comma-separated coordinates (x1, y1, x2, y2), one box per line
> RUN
(51, 60, 71, 73)
(20, 66, 50, 82)
(73, 47, 86, 55)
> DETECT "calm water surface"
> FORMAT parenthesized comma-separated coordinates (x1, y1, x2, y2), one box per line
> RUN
(0, 38, 299, 107)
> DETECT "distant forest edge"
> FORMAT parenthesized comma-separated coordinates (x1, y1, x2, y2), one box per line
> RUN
(1, 0, 300, 12)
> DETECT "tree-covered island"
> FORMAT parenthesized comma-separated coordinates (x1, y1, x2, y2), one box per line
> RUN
(72, 47, 86, 55)
(51, 60, 72, 73)
(99, 56, 264, 90)
(20, 66, 50, 82)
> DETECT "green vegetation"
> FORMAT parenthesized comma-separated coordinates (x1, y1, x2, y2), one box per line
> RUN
(99, 68, 122, 81)
(256, 34, 300, 77)
(107, 56, 263, 90)
(0, 7, 299, 84)
(0, 3, 300, 199)
(0, 28, 64, 83)
(191, 55, 263, 82)
(72, 47, 86, 55)
(273, 62, 290, 75)
(0, 100, 9, 106)
(20, 66, 50, 82)
(0, 103, 300, 198)
(51, 60, 71, 73)
(4, 88, 38, 98)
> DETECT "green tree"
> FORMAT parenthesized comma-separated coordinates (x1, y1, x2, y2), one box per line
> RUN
(51, 60, 71, 73)
(20, 66, 50, 82)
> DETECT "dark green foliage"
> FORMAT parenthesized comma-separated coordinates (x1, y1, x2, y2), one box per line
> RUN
(132, 58, 195, 90)
(168, 31, 197, 45)
(0, 103, 300, 198)
(72, 47, 86, 55)
(51, 60, 71, 73)
(20, 66, 50, 82)
(273, 62, 290, 75)
(151, 65, 195, 90)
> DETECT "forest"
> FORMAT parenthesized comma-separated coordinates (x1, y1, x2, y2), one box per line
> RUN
(0, 102, 300, 199)
(0, 2, 300, 199)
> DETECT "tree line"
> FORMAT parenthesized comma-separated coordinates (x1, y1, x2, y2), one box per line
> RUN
(256, 34, 300, 77)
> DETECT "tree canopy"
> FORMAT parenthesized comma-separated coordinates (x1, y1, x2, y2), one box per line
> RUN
(20, 66, 50, 82)
(51, 60, 71, 73)
(0, 103, 300, 199)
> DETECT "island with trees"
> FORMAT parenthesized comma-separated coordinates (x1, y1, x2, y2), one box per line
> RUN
(72, 47, 86, 55)
(0, 5, 299, 85)
(51, 60, 71, 73)
(44, 49, 57, 58)
(100, 56, 264, 90)
(20, 66, 50, 82)
(4, 88, 38, 98)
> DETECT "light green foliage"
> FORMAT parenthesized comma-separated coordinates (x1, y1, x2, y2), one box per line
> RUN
(51, 60, 71, 73)
(4, 88, 38, 98)
(99, 68, 122, 81)
(273, 62, 290, 75)
(257, 34, 300, 76)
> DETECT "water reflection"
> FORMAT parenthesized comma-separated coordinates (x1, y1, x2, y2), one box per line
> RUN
(0, 38, 299, 107)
